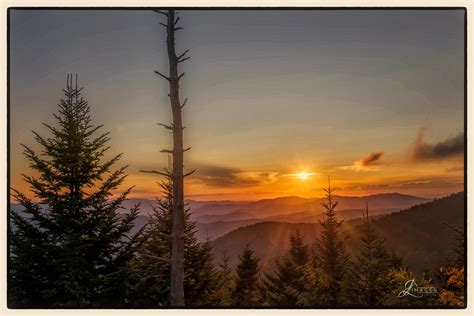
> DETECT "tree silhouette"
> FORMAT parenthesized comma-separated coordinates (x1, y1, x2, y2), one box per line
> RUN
(140, 9, 193, 306)
(232, 245, 262, 306)
(212, 252, 234, 306)
(437, 223, 465, 307)
(130, 176, 218, 306)
(315, 178, 349, 305)
(348, 204, 397, 306)
(263, 230, 309, 305)
(9, 75, 144, 307)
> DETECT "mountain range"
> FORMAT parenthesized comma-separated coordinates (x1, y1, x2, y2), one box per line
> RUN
(11, 192, 460, 275)
(10, 192, 431, 241)
(210, 193, 464, 275)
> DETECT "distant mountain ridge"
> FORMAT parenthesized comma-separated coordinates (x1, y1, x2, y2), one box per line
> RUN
(11, 192, 429, 218)
(210, 193, 464, 275)
(10, 192, 431, 241)
(191, 193, 430, 222)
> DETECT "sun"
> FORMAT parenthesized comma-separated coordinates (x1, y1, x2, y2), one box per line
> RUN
(297, 172, 311, 180)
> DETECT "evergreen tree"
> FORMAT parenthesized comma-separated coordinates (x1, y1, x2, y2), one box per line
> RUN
(263, 230, 309, 305)
(186, 237, 220, 306)
(314, 178, 349, 305)
(131, 177, 218, 306)
(212, 252, 234, 306)
(437, 223, 465, 307)
(9, 75, 144, 308)
(232, 245, 262, 306)
(348, 204, 397, 306)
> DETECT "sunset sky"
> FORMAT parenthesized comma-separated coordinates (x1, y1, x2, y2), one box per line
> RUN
(10, 9, 465, 201)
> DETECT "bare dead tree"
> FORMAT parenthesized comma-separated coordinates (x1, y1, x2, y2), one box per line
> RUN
(140, 9, 193, 306)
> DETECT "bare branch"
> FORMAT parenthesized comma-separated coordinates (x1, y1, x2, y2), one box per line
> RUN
(140, 169, 172, 178)
(157, 123, 173, 130)
(159, 232, 172, 239)
(159, 22, 168, 28)
(183, 147, 191, 152)
(177, 49, 189, 60)
(178, 56, 190, 63)
(178, 72, 185, 80)
(184, 170, 196, 177)
(174, 17, 180, 25)
(180, 97, 188, 109)
(154, 70, 170, 81)
(153, 10, 169, 17)
(142, 253, 170, 263)
(174, 27, 184, 31)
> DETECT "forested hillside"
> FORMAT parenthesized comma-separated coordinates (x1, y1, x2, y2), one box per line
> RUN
(212, 194, 464, 275)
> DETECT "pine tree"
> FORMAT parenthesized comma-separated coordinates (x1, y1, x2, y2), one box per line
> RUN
(212, 252, 233, 306)
(186, 237, 220, 306)
(131, 177, 218, 306)
(263, 230, 309, 305)
(348, 204, 397, 306)
(437, 223, 465, 307)
(232, 245, 262, 306)
(314, 178, 349, 305)
(9, 75, 144, 308)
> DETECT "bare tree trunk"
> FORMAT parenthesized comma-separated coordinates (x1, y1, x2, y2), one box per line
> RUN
(141, 9, 192, 306)
(166, 10, 185, 307)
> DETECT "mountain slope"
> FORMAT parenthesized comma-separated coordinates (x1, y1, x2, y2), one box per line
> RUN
(211, 193, 464, 274)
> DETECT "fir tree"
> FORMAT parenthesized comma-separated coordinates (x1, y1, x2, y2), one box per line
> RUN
(212, 252, 233, 306)
(348, 204, 397, 306)
(314, 178, 349, 305)
(9, 75, 144, 308)
(263, 230, 309, 305)
(131, 176, 218, 306)
(186, 237, 220, 306)
(232, 244, 262, 306)
(437, 222, 465, 307)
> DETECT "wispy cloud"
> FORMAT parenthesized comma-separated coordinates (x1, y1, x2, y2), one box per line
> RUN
(339, 151, 384, 171)
(190, 163, 279, 187)
(412, 127, 464, 161)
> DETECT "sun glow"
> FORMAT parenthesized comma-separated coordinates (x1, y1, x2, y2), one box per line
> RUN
(297, 172, 311, 180)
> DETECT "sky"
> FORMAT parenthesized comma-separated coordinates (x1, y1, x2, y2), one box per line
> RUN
(9, 9, 465, 201)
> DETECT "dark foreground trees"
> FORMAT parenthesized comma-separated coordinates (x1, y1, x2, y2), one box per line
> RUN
(313, 179, 350, 305)
(129, 177, 219, 307)
(347, 204, 398, 305)
(437, 223, 465, 306)
(263, 230, 309, 305)
(232, 245, 262, 306)
(9, 75, 144, 308)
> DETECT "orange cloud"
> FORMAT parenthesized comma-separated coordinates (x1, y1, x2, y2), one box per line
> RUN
(339, 151, 384, 171)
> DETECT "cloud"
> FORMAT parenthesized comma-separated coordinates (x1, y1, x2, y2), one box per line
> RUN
(412, 128, 464, 161)
(339, 151, 384, 171)
(339, 184, 389, 191)
(190, 163, 279, 187)
(358, 152, 384, 167)
(398, 179, 464, 189)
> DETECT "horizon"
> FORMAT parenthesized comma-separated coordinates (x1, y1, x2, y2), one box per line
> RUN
(10, 190, 461, 204)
